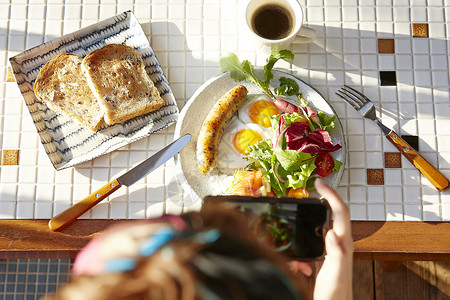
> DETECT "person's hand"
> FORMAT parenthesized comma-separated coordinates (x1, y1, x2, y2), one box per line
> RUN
(288, 179, 353, 300)
(313, 178, 353, 300)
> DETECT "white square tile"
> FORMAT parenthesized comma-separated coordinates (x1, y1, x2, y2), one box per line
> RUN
(128, 202, 146, 219)
(54, 184, 72, 203)
(347, 135, 365, 151)
(393, 7, 410, 22)
(400, 119, 417, 135)
(431, 55, 449, 70)
(404, 204, 422, 221)
(395, 39, 412, 54)
(361, 54, 378, 69)
(367, 186, 384, 203)
(146, 202, 165, 218)
(360, 22, 377, 37)
(16, 201, 34, 219)
(419, 135, 437, 152)
(418, 119, 435, 136)
(35, 202, 53, 219)
(366, 152, 383, 168)
(91, 202, 109, 219)
(432, 88, 449, 104)
(443, 204, 450, 221)
(0, 201, 15, 219)
(397, 85, 414, 102)
(359, 6, 375, 21)
(342, 6, 358, 22)
(430, 39, 446, 54)
(385, 186, 403, 203)
(110, 202, 128, 219)
(399, 102, 417, 119)
(349, 168, 366, 185)
(417, 103, 434, 119)
(403, 185, 421, 203)
(325, 7, 342, 22)
(54, 168, 73, 184)
(438, 152, 450, 169)
(414, 70, 432, 87)
(385, 169, 402, 186)
(350, 204, 367, 220)
(403, 169, 421, 186)
(411, 7, 427, 22)
(386, 204, 404, 220)
(437, 136, 450, 153)
(349, 152, 365, 168)
(396, 70, 414, 85)
(432, 71, 449, 87)
(396, 54, 412, 70)
(349, 186, 366, 202)
(368, 204, 385, 220)
(377, 7, 393, 21)
(394, 23, 411, 35)
(378, 55, 394, 70)
(128, 184, 146, 202)
(435, 103, 450, 120)
(343, 54, 361, 69)
(423, 205, 441, 221)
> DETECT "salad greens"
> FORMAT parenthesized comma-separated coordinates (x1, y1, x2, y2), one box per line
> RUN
(219, 50, 343, 196)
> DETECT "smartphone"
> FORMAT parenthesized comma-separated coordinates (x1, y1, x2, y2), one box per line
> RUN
(202, 195, 331, 261)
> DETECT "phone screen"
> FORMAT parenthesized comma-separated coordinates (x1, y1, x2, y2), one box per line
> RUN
(203, 196, 331, 260)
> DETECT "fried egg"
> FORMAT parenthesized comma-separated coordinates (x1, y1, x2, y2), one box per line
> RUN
(216, 95, 280, 174)
(238, 95, 281, 128)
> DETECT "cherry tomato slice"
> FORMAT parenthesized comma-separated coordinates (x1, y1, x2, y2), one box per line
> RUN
(315, 153, 334, 177)
(287, 187, 309, 198)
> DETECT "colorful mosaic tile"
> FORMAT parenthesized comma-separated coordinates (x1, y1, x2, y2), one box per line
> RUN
(367, 169, 384, 185)
(378, 39, 395, 54)
(401, 135, 419, 151)
(379, 71, 397, 86)
(385, 152, 402, 168)
(2, 150, 20, 165)
(412, 23, 429, 38)
(7, 67, 15, 82)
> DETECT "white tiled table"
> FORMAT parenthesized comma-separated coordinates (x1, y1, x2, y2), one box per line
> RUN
(1, 0, 450, 224)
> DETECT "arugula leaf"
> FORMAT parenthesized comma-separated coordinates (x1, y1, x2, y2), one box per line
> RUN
(274, 77, 300, 96)
(317, 110, 337, 131)
(264, 50, 295, 84)
(219, 53, 247, 82)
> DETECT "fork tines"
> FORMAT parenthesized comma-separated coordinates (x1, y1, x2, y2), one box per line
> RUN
(336, 85, 369, 109)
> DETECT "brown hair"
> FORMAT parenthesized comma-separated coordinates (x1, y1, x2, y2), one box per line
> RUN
(44, 204, 306, 300)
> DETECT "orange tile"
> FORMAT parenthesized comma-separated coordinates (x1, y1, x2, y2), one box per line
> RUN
(412, 23, 429, 38)
(367, 169, 384, 185)
(378, 39, 395, 53)
(384, 152, 402, 168)
(2, 149, 20, 165)
(7, 67, 15, 82)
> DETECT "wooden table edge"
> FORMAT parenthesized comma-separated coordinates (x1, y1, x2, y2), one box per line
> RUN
(1, 220, 449, 261)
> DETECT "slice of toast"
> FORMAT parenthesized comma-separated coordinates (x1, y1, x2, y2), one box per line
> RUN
(34, 53, 105, 131)
(82, 44, 165, 125)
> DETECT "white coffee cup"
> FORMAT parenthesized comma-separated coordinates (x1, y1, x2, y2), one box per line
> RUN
(245, 0, 316, 50)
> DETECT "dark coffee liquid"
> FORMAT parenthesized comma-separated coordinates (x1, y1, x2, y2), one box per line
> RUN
(251, 4, 293, 40)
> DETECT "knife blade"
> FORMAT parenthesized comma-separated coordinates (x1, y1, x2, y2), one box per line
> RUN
(48, 134, 192, 232)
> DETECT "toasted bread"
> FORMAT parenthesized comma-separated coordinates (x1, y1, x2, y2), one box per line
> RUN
(82, 44, 165, 125)
(34, 53, 104, 131)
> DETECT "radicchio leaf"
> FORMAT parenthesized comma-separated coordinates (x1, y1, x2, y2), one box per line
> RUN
(287, 129, 342, 154)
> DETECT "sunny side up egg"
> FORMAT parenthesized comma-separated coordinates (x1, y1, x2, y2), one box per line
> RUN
(217, 95, 280, 174)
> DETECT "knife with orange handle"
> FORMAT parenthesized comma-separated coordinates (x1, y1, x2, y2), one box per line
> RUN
(49, 134, 192, 232)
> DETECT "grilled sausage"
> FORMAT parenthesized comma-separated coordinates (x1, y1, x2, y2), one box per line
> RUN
(197, 85, 248, 174)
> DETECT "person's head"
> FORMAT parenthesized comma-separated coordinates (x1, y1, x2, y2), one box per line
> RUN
(44, 203, 308, 300)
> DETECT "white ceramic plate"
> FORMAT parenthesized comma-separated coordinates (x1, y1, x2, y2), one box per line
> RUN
(10, 11, 178, 170)
(174, 70, 347, 201)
